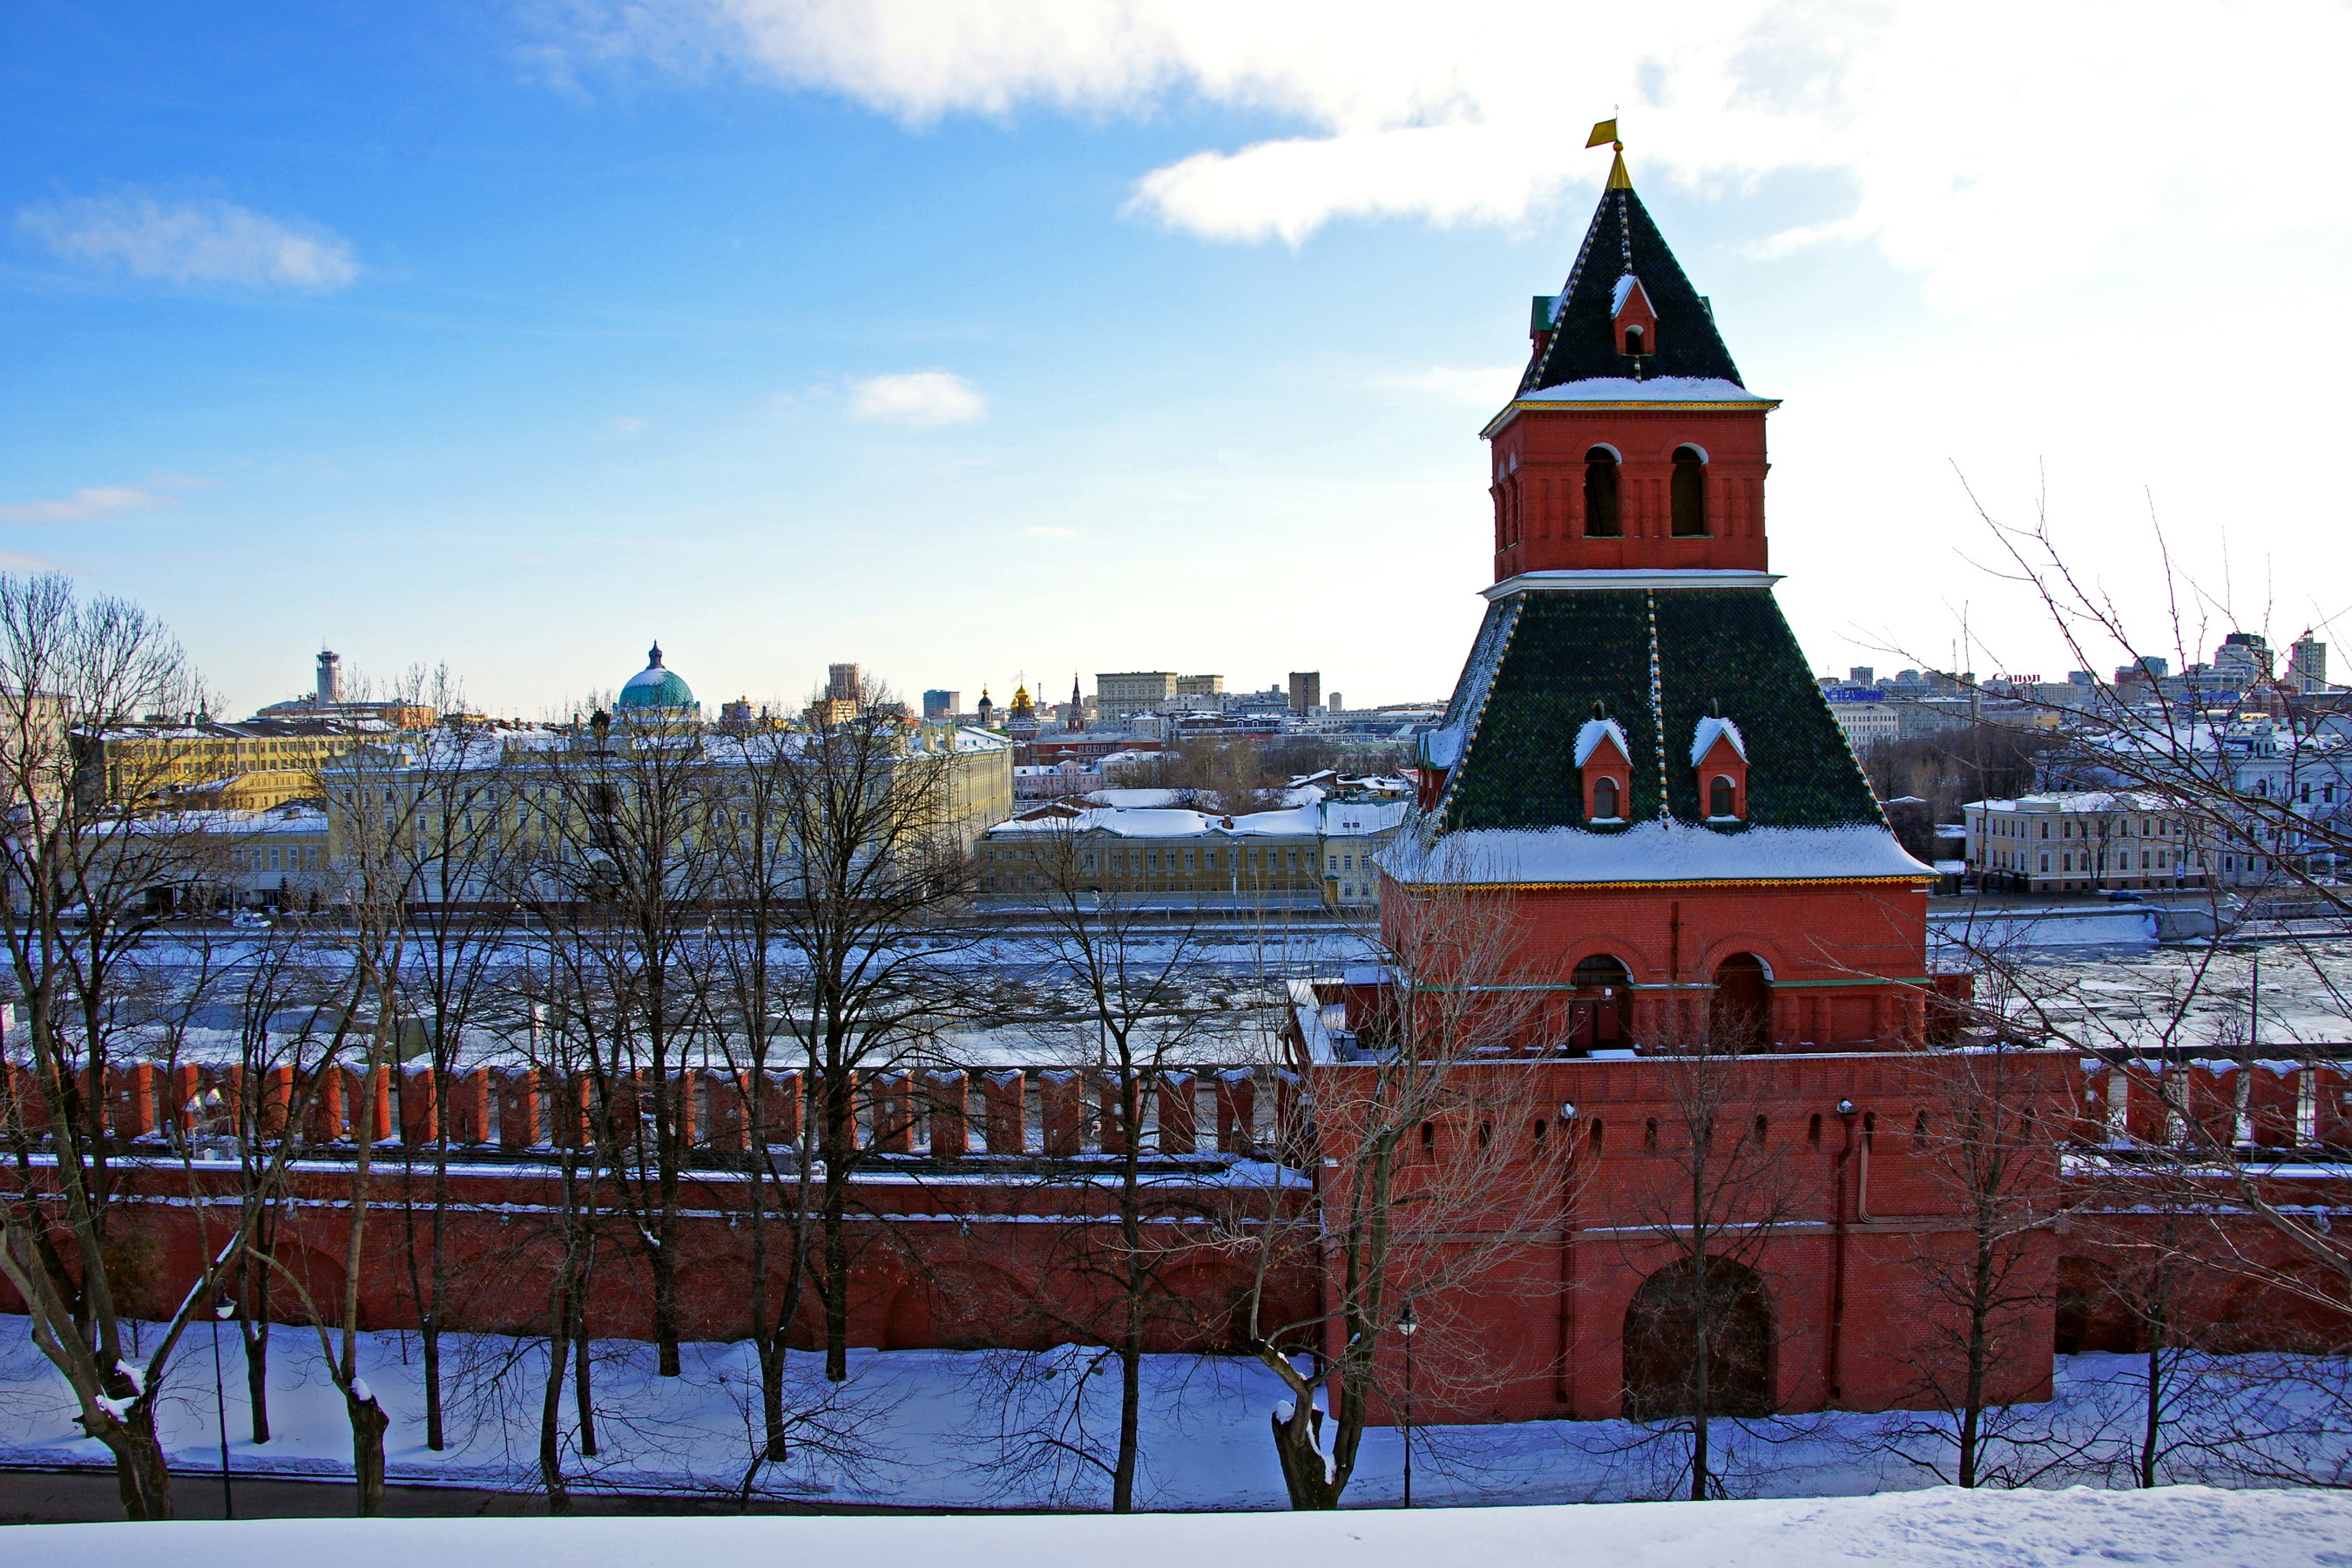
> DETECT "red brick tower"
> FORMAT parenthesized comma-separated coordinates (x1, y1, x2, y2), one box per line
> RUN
(1393, 152, 1937, 1052)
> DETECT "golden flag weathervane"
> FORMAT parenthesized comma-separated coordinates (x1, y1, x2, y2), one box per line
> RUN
(1587, 118, 1632, 190)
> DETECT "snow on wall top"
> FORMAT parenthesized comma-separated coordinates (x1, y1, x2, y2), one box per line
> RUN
(1517, 376, 1769, 404)
(1380, 821, 1932, 886)
(1575, 717, 1630, 767)
(1691, 716, 1747, 767)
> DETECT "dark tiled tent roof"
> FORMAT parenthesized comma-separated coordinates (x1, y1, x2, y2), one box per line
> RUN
(1522, 185, 1743, 393)
(1437, 588, 1884, 833)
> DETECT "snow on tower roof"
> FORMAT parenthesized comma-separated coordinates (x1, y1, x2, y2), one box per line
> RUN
(1574, 717, 1629, 767)
(1381, 821, 1931, 888)
(1691, 715, 1747, 767)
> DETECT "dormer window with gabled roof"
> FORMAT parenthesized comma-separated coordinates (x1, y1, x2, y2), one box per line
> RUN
(1577, 712, 1633, 824)
(1691, 715, 1747, 823)
(1612, 272, 1657, 358)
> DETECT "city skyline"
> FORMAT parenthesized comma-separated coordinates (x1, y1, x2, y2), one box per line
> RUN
(7, 4, 2350, 716)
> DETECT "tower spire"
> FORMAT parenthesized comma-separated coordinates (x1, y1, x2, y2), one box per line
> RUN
(1586, 118, 1632, 191)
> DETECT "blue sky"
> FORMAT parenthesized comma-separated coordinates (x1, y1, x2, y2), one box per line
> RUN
(7, 3, 2352, 718)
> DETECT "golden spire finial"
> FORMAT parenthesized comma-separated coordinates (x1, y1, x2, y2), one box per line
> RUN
(1586, 117, 1632, 189)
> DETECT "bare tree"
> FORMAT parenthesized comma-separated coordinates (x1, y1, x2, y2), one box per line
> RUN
(988, 820, 1260, 1510)
(759, 698, 981, 1382)
(1605, 1031, 1805, 1502)
(528, 703, 725, 1379)
(1220, 883, 1562, 1509)
(0, 573, 243, 1518)
(1883, 1044, 2076, 1488)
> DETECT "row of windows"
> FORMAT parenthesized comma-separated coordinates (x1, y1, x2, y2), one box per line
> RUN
(1986, 848, 2202, 875)
(1984, 814, 2183, 841)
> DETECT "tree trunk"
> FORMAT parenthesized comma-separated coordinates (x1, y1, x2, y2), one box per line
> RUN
(652, 1239, 681, 1378)
(242, 1254, 273, 1446)
(821, 1183, 850, 1383)
(347, 1389, 389, 1517)
(97, 1410, 175, 1520)
(1270, 1405, 1341, 1510)
(571, 1281, 598, 1457)
(422, 1320, 443, 1450)
(540, 1300, 573, 1511)
(1113, 1342, 1141, 1512)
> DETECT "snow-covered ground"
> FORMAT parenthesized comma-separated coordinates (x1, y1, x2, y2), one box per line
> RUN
(17, 1484, 2352, 1568)
(1, 1319, 2345, 1510)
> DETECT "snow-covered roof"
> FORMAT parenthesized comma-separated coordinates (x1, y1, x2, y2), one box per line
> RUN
(1380, 821, 1932, 886)
(1574, 717, 1630, 767)
(1610, 272, 1642, 315)
(987, 801, 1324, 840)
(1516, 376, 1772, 404)
(1691, 715, 1747, 767)
(1320, 800, 1411, 837)
(1963, 792, 2174, 814)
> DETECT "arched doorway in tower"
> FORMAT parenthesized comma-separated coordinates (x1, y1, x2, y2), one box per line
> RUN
(1567, 954, 1632, 1054)
(1709, 953, 1773, 1054)
(1621, 1255, 1775, 1420)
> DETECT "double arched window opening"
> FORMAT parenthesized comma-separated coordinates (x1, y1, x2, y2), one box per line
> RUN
(1583, 444, 1708, 539)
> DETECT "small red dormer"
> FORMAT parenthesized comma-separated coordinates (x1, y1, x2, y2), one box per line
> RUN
(1691, 716, 1747, 821)
(1612, 273, 1658, 359)
(1576, 715, 1633, 823)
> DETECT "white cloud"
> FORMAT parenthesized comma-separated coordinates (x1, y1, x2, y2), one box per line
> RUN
(0, 486, 179, 525)
(848, 369, 988, 428)
(553, 0, 2352, 310)
(18, 196, 359, 290)
(605, 415, 650, 438)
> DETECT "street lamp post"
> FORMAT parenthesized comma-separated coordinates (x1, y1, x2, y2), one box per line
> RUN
(210, 1295, 237, 1519)
(1396, 1301, 1419, 1509)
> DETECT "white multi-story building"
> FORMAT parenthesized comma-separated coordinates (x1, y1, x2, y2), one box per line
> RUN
(1963, 793, 2212, 894)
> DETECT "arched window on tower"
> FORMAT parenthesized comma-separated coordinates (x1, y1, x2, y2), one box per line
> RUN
(1592, 775, 1621, 821)
(1584, 447, 1621, 537)
(1623, 325, 1646, 357)
(1671, 445, 1708, 537)
(1709, 775, 1737, 819)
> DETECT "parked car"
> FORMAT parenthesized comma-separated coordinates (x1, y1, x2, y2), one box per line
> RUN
(229, 910, 272, 930)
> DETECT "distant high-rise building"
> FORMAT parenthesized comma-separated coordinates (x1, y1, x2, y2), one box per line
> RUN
(1847, 666, 1874, 686)
(1328, 692, 1342, 713)
(1288, 671, 1321, 713)
(2289, 632, 2328, 693)
(828, 663, 862, 704)
(2214, 632, 2273, 687)
(1096, 672, 1178, 722)
(316, 649, 341, 704)
(923, 689, 958, 720)
(1175, 674, 1224, 697)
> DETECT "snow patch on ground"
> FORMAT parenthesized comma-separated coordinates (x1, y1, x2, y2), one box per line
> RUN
(19, 1484, 2352, 1567)
(0, 1321, 2344, 1511)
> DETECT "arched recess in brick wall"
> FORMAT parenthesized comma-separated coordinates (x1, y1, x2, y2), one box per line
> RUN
(1567, 954, 1632, 1054)
(1620, 1254, 1774, 1420)
(1709, 954, 1773, 1055)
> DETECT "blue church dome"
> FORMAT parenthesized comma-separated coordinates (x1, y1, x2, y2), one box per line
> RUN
(618, 642, 696, 711)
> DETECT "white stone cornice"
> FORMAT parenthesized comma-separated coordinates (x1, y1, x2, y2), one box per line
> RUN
(1481, 569, 1782, 600)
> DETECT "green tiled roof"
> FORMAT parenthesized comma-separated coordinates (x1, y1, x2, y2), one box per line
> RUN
(1437, 588, 1883, 834)
(1523, 184, 1742, 394)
